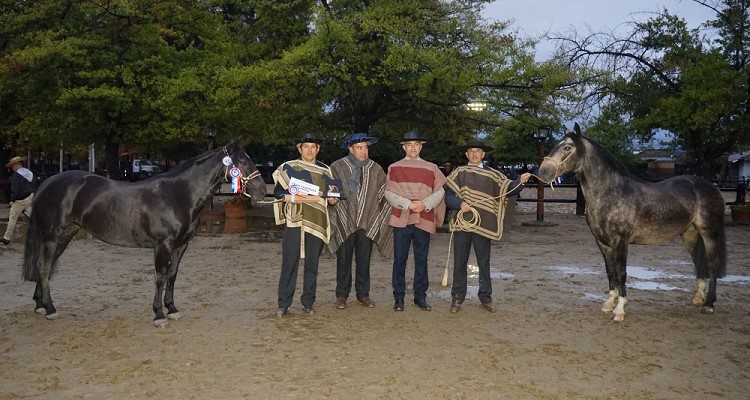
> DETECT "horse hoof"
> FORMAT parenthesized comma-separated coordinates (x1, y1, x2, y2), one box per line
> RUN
(612, 313, 625, 322)
(153, 318, 168, 328)
(700, 306, 715, 315)
(167, 312, 181, 320)
(35, 307, 46, 315)
(45, 312, 59, 320)
(692, 298, 704, 306)
(602, 305, 615, 313)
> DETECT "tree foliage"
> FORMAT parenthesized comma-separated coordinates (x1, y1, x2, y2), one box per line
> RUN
(553, 0, 750, 178)
(1, 0, 578, 173)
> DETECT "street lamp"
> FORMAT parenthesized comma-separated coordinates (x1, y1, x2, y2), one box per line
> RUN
(206, 127, 217, 210)
(207, 128, 216, 151)
(465, 101, 488, 112)
(522, 127, 557, 227)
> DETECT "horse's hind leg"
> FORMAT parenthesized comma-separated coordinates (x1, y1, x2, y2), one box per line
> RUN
(697, 226, 726, 314)
(163, 244, 189, 321)
(36, 228, 79, 319)
(681, 227, 708, 306)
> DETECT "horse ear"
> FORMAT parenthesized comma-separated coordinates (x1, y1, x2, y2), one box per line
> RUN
(224, 139, 238, 152)
(573, 122, 581, 136)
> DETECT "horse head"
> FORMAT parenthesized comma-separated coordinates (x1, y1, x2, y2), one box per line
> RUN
(223, 141, 267, 202)
(537, 123, 585, 183)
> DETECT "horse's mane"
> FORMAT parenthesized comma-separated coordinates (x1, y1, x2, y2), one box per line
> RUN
(159, 148, 219, 178)
(575, 134, 634, 178)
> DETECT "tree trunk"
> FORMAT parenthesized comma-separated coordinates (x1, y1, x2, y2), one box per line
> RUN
(105, 135, 122, 180)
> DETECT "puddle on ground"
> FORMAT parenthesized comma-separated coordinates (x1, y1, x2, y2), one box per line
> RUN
(197, 211, 282, 242)
(432, 264, 514, 300)
(549, 264, 748, 294)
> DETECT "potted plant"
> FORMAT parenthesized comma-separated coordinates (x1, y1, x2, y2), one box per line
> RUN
(224, 193, 253, 218)
(730, 202, 750, 225)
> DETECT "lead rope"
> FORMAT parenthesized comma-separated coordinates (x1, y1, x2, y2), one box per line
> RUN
(442, 150, 577, 286)
(442, 171, 558, 286)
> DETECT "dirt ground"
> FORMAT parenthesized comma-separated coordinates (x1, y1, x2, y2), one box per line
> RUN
(1, 188, 749, 399)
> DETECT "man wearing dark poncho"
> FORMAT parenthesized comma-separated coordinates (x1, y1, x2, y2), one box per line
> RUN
(328, 133, 393, 310)
(445, 140, 531, 313)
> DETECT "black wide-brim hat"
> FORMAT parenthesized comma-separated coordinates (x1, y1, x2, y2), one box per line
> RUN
(461, 139, 492, 152)
(400, 131, 427, 143)
(296, 133, 323, 145)
(339, 132, 378, 149)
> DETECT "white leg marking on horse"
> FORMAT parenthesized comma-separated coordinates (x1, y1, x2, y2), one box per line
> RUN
(692, 278, 707, 306)
(612, 297, 628, 322)
(602, 289, 618, 312)
(153, 319, 168, 328)
(35, 307, 46, 315)
(45, 312, 59, 320)
(167, 312, 181, 320)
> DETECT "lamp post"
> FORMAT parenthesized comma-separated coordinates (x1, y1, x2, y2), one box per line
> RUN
(207, 128, 216, 151)
(523, 127, 557, 227)
(207, 128, 217, 210)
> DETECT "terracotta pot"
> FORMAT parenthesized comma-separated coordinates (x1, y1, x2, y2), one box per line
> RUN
(731, 208, 750, 225)
(224, 202, 248, 219)
(223, 217, 247, 233)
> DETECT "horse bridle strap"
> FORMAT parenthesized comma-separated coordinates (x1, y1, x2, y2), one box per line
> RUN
(543, 148, 577, 179)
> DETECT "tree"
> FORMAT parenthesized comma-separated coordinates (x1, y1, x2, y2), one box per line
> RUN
(553, 0, 750, 178)
(233, 0, 577, 157)
(2, 0, 577, 172)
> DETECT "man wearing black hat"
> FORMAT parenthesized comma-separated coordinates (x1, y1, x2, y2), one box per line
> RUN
(444, 140, 531, 313)
(272, 133, 339, 316)
(328, 133, 393, 309)
(2, 156, 35, 245)
(384, 131, 447, 311)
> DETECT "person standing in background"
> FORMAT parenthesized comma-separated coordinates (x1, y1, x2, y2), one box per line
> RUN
(2, 156, 35, 245)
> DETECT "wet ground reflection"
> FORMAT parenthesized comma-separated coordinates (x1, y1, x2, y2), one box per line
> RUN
(197, 211, 282, 242)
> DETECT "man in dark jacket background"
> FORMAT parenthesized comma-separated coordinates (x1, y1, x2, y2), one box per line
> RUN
(2, 156, 35, 245)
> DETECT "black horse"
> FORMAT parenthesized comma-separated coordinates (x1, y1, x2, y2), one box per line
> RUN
(537, 124, 726, 321)
(22, 141, 267, 326)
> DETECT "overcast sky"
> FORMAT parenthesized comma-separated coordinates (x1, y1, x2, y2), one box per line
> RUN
(483, 0, 717, 58)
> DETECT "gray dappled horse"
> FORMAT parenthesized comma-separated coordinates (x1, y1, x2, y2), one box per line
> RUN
(537, 124, 726, 322)
(22, 141, 267, 327)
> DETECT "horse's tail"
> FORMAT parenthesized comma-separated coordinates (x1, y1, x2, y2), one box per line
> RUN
(694, 225, 727, 279)
(22, 218, 43, 281)
(715, 225, 727, 278)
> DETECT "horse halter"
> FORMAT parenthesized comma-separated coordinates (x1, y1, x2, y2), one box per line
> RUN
(543, 147, 577, 181)
(221, 145, 262, 196)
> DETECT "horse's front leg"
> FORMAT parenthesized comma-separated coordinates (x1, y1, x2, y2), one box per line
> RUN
(597, 239, 628, 321)
(152, 245, 173, 327)
(163, 243, 190, 321)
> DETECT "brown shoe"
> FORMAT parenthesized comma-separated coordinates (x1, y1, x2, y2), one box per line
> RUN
(335, 297, 347, 309)
(481, 301, 497, 313)
(357, 297, 376, 308)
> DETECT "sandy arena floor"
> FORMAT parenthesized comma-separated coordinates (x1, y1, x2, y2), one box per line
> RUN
(1, 188, 748, 399)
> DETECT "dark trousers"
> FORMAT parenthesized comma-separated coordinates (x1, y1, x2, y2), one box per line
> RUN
(392, 225, 431, 301)
(452, 231, 492, 303)
(278, 227, 324, 308)
(336, 229, 374, 299)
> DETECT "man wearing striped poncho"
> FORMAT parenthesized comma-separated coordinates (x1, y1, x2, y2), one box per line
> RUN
(328, 133, 393, 310)
(384, 131, 447, 312)
(444, 140, 531, 313)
